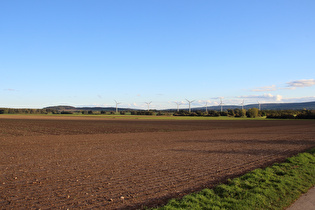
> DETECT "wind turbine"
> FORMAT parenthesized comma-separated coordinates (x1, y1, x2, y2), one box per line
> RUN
(205, 101, 208, 114)
(185, 99, 195, 113)
(240, 100, 245, 110)
(174, 101, 181, 112)
(145, 101, 152, 111)
(219, 98, 224, 112)
(257, 101, 261, 111)
(114, 100, 121, 113)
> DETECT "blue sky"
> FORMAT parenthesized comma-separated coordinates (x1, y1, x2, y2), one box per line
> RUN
(1, 0, 315, 109)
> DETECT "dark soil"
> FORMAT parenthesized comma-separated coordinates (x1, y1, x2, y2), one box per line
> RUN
(1, 116, 315, 209)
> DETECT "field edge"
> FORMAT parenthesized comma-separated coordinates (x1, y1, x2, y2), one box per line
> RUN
(153, 148, 315, 210)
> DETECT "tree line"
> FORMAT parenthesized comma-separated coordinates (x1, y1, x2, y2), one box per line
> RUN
(0, 108, 58, 114)
(265, 110, 315, 119)
(0, 108, 314, 119)
(174, 108, 258, 118)
(173, 108, 315, 119)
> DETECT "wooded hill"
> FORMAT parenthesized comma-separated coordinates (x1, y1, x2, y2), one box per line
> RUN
(44, 106, 136, 112)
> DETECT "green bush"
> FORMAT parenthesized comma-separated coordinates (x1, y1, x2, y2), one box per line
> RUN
(246, 108, 259, 118)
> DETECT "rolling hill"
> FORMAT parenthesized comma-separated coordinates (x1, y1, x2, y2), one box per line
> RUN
(45, 101, 315, 112)
(189, 101, 315, 111)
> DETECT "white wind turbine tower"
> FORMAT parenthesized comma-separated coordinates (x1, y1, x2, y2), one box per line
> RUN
(205, 101, 208, 114)
(257, 101, 261, 111)
(219, 98, 224, 112)
(241, 100, 245, 110)
(185, 99, 195, 113)
(114, 100, 121, 113)
(174, 101, 181, 112)
(145, 101, 152, 111)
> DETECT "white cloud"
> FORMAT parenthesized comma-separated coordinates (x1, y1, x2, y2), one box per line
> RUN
(125, 102, 146, 109)
(275, 95, 283, 101)
(210, 97, 224, 100)
(171, 101, 184, 105)
(194, 100, 213, 106)
(250, 79, 315, 92)
(286, 79, 315, 88)
(281, 87, 297, 90)
(168, 100, 218, 108)
(240, 93, 283, 102)
(4, 88, 17, 91)
(251, 85, 277, 92)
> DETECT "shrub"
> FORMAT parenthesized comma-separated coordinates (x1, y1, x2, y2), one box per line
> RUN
(247, 108, 259, 118)
(61, 111, 73, 114)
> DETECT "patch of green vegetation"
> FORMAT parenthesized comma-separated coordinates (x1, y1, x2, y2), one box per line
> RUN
(155, 149, 315, 209)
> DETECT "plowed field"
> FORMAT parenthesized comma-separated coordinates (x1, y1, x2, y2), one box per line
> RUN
(1, 115, 315, 209)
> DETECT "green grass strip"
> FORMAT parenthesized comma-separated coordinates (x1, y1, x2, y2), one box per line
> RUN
(155, 148, 315, 210)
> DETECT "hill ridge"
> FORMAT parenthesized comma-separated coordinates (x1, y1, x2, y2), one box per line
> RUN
(45, 101, 315, 111)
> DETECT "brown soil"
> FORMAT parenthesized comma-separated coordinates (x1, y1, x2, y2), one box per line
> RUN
(1, 116, 315, 209)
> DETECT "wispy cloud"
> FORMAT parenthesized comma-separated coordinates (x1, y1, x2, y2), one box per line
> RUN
(126, 102, 144, 109)
(194, 100, 212, 106)
(250, 79, 315, 92)
(239, 93, 283, 102)
(286, 79, 315, 88)
(4, 88, 17, 91)
(281, 96, 315, 103)
(170, 101, 185, 105)
(197, 99, 212, 103)
(281, 87, 297, 90)
(251, 85, 277, 92)
(126, 102, 163, 109)
(210, 97, 224, 100)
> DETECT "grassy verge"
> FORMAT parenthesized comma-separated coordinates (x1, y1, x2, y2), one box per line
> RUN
(155, 148, 315, 209)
